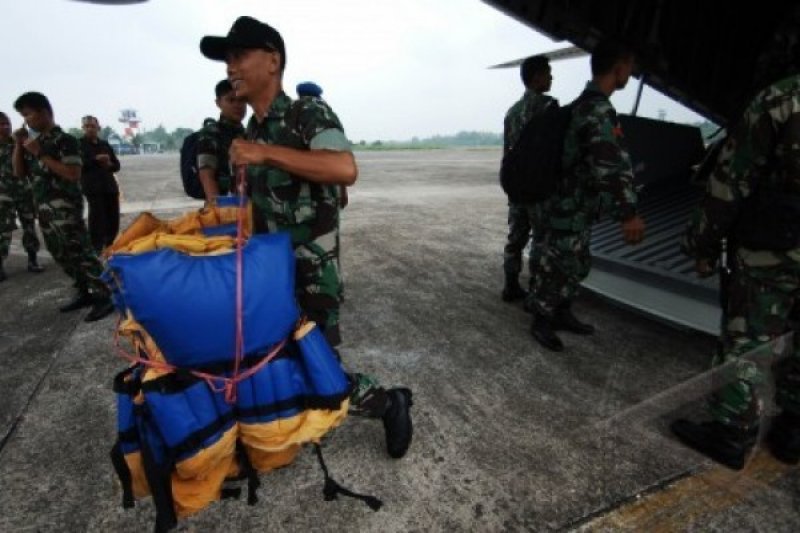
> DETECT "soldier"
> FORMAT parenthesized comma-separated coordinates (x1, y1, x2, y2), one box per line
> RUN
(200, 16, 413, 459)
(527, 42, 646, 352)
(501, 55, 557, 302)
(672, 17, 800, 469)
(80, 115, 121, 252)
(12, 92, 114, 322)
(196, 79, 246, 202)
(0, 111, 44, 281)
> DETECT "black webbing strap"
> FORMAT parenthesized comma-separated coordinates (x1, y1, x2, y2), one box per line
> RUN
(313, 444, 382, 511)
(235, 440, 261, 505)
(136, 408, 177, 533)
(109, 442, 135, 509)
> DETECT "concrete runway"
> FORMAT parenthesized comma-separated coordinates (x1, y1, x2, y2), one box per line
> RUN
(0, 150, 797, 532)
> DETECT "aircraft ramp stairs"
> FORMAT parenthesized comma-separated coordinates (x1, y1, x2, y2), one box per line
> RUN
(585, 181, 721, 335)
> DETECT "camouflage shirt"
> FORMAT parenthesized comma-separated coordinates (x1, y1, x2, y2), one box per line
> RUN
(244, 91, 348, 241)
(25, 126, 83, 205)
(0, 137, 15, 180)
(0, 136, 33, 193)
(503, 90, 558, 154)
(196, 115, 245, 194)
(547, 81, 637, 231)
(683, 74, 800, 265)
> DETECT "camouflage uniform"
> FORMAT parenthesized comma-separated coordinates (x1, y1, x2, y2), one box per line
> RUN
(502, 90, 557, 283)
(244, 91, 386, 417)
(527, 82, 638, 315)
(0, 137, 40, 260)
(26, 127, 107, 296)
(196, 116, 245, 195)
(683, 74, 800, 431)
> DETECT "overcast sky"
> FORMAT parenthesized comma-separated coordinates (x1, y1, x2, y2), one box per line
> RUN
(0, 0, 705, 141)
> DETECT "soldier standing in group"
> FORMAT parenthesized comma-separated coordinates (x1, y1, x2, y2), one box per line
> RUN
(527, 42, 646, 352)
(200, 16, 413, 458)
(196, 79, 247, 202)
(0, 111, 44, 281)
(501, 55, 557, 302)
(80, 115, 121, 253)
(12, 92, 113, 322)
(672, 17, 800, 469)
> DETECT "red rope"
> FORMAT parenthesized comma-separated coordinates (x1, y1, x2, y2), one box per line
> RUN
(226, 165, 249, 403)
(113, 317, 288, 394)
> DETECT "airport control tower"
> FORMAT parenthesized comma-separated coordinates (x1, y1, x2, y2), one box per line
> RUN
(118, 108, 141, 140)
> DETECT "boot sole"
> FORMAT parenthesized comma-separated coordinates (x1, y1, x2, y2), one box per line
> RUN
(670, 420, 750, 470)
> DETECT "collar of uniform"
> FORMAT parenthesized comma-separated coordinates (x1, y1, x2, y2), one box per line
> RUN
(266, 91, 293, 119)
(218, 115, 244, 130)
(584, 81, 607, 99)
(38, 125, 63, 142)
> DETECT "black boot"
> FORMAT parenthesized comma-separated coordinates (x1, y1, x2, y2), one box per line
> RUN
(27, 251, 44, 273)
(0, 260, 6, 282)
(552, 303, 595, 335)
(59, 291, 94, 312)
(383, 388, 413, 459)
(767, 412, 800, 465)
(670, 419, 757, 470)
(531, 313, 564, 352)
(501, 277, 527, 302)
(85, 295, 116, 322)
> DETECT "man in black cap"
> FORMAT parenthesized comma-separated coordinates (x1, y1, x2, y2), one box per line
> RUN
(200, 16, 413, 459)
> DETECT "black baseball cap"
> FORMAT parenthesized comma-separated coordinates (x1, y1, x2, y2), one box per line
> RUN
(200, 16, 286, 69)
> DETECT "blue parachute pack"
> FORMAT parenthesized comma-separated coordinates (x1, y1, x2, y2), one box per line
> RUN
(104, 202, 380, 531)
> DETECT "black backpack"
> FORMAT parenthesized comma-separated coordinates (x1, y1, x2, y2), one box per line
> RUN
(179, 131, 205, 200)
(499, 94, 590, 203)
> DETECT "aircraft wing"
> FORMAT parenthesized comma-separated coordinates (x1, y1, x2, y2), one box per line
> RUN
(483, 0, 795, 126)
(489, 45, 587, 69)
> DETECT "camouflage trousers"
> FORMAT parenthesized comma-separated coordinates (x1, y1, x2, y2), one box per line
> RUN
(294, 236, 388, 418)
(502, 202, 537, 280)
(0, 176, 40, 259)
(710, 251, 800, 430)
(526, 225, 592, 316)
(36, 197, 107, 296)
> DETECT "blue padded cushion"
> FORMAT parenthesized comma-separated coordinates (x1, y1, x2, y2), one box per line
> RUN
(107, 233, 300, 367)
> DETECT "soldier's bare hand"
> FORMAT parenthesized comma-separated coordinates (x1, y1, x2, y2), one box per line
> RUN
(229, 139, 266, 166)
(621, 215, 645, 244)
(13, 128, 28, 144)
(23, 138, 41, 157)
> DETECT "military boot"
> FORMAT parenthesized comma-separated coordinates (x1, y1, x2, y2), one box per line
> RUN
(670, 419, 757, 470)
(552, 302, 595, 335)
(767, 412, 800, 465)
(59, 290, 94, 312)
(531, 313, 564, 352)
(0, 259, 6, 283)
(85, 294, 115, 322)
(27, 251, 44, 273)
(383, 388, 413, 459)
(501, 277, 527, 302)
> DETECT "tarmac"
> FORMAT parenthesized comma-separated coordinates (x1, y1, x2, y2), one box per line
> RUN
(0, 150, 797, 532)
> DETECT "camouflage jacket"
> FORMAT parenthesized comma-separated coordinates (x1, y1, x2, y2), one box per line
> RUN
(683, 74, 800, 265)
(0, 137, 15, 181)
(546, 81, 637, 232)
(244, 91, 348, 243)
(0, 136, 33, 200)
(503, 90, 558, 154)
(25, 126, 83, 205)
(196, 115, 245, 194)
